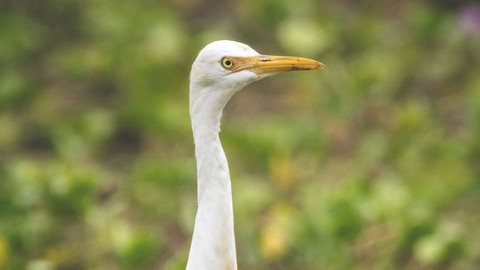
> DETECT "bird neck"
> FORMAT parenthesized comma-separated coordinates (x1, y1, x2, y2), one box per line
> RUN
(187, 86, 238, 270)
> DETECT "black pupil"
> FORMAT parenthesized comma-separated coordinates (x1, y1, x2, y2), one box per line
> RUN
(225, 60, 232, 66)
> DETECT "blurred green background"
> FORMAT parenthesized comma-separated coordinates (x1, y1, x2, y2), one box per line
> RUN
(1, 0, 480, 269)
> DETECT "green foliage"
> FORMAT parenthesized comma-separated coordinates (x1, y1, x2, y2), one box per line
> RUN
(1, 0, 479, 269)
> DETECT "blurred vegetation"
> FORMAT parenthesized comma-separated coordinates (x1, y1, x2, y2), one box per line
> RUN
(1, 0, 480, 269)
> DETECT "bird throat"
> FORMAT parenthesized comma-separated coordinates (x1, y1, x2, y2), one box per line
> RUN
(187, 88, 238, 269)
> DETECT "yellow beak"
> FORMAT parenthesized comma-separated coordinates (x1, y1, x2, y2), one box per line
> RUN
(231, 55, 324, 74)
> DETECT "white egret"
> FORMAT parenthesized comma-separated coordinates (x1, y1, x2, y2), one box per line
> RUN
(187, 40, 324, 270)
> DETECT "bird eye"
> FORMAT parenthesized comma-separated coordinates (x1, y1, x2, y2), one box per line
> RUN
(221, 57, 235, 69)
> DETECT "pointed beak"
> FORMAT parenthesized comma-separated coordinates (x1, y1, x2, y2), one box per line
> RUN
(231, 55, 324, 74)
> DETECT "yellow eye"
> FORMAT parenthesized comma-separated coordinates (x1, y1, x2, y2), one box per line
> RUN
(221, 57, 235, 69)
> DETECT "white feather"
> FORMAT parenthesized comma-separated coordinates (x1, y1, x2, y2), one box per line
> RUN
(187, 40, 321, 269)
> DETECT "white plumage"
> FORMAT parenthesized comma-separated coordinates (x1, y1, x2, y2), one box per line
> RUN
(187, 40, 323, 270)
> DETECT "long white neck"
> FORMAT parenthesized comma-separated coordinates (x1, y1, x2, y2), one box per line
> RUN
(187, 85, 238, 270)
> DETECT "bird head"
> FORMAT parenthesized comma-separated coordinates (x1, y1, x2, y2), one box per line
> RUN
(190, 40, 323, 94)
(189, 40, 324, 124)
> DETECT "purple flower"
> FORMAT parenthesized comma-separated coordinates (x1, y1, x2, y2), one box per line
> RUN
(458, 4, 480, 36)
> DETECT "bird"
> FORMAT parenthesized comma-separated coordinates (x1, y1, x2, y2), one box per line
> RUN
(187, 40, 324, 270)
